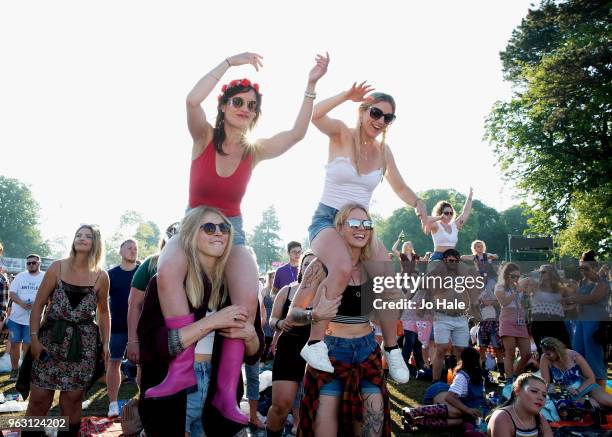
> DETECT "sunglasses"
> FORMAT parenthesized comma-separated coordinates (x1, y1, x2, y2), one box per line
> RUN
(443, 211, 454, 216)
(445, 258, 460, 264)
(509, 273, 520, 279)
(27, 261, 39, 266)
(345, 219, 374, 230)
(228, 96, 258, 113)
(199, 222, 231, 235)
(368, 107, 396, 124)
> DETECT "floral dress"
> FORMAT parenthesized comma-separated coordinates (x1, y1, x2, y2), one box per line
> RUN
(31, 276, 100, 391)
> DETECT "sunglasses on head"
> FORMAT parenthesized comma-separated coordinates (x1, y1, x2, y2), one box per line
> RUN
(27, 261, 39, 266)
(199, 222, 231, 235)
(227, 96, 258, 112)
(368, 107, 396, 125)
(443, 211, 453, 216)
(345, 219, 374, 230)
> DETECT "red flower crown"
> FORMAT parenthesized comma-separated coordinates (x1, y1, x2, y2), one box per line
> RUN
(218, 78, 261, 101)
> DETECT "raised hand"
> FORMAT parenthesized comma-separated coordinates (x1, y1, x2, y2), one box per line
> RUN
(344, 81, 375, 102)
(308, 52, 330, 83)
(226, 52, 264, 71)
(468, 187, 474, 198)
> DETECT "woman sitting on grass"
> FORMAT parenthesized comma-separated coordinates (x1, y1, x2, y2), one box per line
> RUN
(404, 347, 485, 431)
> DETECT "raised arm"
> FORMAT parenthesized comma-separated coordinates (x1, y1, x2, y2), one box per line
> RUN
(384, 146, 428, 224)
(455, 187, 474, 229)
(312, 81, 374, 137)
(391, 236, 402, 258)
(494, 283, 515, 306)
(187, 52, 263, 153)
(255, 53, 329, 163)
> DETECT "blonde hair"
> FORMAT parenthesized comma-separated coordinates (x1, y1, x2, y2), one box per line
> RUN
(354, 93, 394, 176)
(179, 206, 233, 310)
(498, 262, 520, 289)
(69, 224, 104, 271)
(334, 203, 374, 261)
(471, 240, 486, 255)
(540, 336, 567, 363)
(538, 264, 563, 293)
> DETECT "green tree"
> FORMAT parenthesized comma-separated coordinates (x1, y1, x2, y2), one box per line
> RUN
(0, 176, 49, 257)
(105, 210, 160, 266)
(377, 189, 532, 260)
(248, 206, 283, 271)
(485, 0, 611, 252)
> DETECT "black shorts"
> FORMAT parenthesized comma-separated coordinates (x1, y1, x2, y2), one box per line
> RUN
(272, 331, 308, 383)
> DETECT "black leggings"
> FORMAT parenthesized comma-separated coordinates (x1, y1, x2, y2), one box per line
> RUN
(530, 317, 571, 355)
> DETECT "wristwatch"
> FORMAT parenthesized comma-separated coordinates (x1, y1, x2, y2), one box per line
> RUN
(306, 310, 314, 323)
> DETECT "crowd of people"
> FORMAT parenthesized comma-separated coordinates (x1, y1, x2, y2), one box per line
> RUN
(0, 51, 610, 437)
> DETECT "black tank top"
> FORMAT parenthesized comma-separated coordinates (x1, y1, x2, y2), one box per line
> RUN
(332, 283, 370, 324)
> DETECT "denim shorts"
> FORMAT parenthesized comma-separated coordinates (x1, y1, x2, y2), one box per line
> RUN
(429, 251, 445, 262)
(7, 319, 30, 344)
(227, 215, 246, 246)
(109, 333, 128, 360)
(308, 203, 339, 244)
(244, 361, 260, 401)
(319, 332, 381, 396)
(186, 361, 212, 436)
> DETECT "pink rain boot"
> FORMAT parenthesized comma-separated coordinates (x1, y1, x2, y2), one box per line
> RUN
(145, 314, 196, 399)
(211, 337, 249, 424)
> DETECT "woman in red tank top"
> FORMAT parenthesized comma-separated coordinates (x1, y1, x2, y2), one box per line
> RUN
(146, 51, 329, 425)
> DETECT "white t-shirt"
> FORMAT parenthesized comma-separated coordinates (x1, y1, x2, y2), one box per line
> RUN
(9, 271, 44, 325)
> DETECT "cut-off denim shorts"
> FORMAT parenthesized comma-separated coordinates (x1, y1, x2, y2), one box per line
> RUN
(319, 331, 381, 396)
(308, 203, 339, 244)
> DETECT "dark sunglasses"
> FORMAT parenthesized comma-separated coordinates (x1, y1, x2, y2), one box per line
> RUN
(445, 258, 460, 264)
(443, 211, 454, 216)
(345, 219, 374, 230)
(199, 222, 231, 235)
(368, 107, 396, 124)
(228, 96, 258, 113)
(509, 273, 520, 279)
(27, 261, 39, 266)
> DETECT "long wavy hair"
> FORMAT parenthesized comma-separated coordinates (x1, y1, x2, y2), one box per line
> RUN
(538, 264, 563, 293)
(179, 206, 233, 310)
(498, 262, 520, 289)
(354, 92, 394, 176)
(334, 203, 374, 261)
(213, 82, 262, 159)
(69, 224, 104, 271)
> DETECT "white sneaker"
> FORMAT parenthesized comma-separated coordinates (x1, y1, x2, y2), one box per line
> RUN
(384, 348, 410, 383)
(107, 401, 120, 418)
(300, 342, 334, 373)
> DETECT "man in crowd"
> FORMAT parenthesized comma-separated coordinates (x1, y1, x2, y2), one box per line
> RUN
(106, 239, 139, 417)
(273, 241, 302, 292)
(8, 254, 44, 380)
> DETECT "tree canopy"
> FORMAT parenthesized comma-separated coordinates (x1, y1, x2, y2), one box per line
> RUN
(485, 0, 611, 257)
(248, 206, 283, 272)
(0, 176, 49, 258)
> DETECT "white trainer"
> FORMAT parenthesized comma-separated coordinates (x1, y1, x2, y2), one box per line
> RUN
(385, 348, 410, 383)
(300, 342, 334, 373)
(107, 401, 120, 418)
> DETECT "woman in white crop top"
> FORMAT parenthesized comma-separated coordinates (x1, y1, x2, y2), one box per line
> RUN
(300, 82, 427, 382)
(423, 196, 474, 263)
